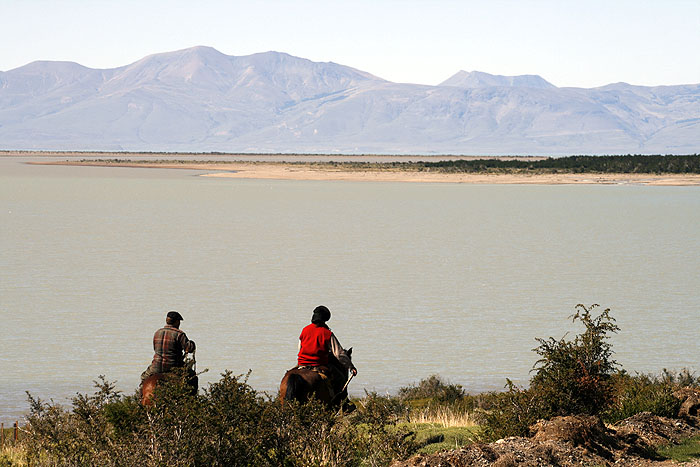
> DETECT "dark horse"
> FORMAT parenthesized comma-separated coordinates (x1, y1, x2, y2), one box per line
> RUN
(280, 348, 353, 410)
(140, 364, 198, 406)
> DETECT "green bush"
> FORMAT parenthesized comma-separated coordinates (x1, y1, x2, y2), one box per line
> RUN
(604, 369, 699, 423)
(478, 307, 698, 442)
(355, 391, 409, 425)
(23, 371, 419, 466)
(476, 380, 546, 441)
(660, 368, 700, 388)
(398, 375, 477, 420)
(529, 304, 619, 417)
(398, 375, 465, 404)
(479, 304, 620, 441)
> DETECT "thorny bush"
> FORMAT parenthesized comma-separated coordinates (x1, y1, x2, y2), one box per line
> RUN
(21, 370, 418, 466)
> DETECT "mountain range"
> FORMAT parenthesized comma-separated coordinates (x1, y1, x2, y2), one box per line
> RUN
(1, 46, 698, 155)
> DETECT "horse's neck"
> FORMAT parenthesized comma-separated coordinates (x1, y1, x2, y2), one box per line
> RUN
(327, 354, 348, 375)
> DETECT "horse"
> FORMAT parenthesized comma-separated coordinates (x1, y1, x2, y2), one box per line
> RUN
(140, 373, 167, 406)
(280, 348, 353, 411)
(140, 358, 199, 406)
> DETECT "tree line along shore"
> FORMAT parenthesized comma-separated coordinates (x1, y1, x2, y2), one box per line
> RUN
(278, 154, 700, 174)
(7, 151, 700, 174)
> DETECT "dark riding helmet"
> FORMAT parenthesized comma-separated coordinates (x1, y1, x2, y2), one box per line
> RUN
(311, 305, 331, 324)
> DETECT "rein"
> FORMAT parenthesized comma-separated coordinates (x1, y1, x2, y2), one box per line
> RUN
(331, 372, 355, 404)
(339, 372, 354, 394)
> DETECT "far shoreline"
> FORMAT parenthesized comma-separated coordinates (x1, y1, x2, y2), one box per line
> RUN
(12, 151, 700, 185)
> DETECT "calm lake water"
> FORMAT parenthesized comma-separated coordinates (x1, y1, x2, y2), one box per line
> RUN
(1, 157, 699, 421)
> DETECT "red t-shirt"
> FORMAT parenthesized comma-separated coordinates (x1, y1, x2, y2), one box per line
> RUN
(297, 323, 332, 366)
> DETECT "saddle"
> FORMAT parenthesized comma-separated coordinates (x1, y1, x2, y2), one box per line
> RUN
(294, 365, 335, 397)
(295, 364, 330, 375)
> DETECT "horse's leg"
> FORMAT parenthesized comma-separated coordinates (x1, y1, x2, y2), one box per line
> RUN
(306, 372, 332, 407)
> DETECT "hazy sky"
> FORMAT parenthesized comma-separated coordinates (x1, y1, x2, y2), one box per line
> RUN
(2, 0, 698, 88)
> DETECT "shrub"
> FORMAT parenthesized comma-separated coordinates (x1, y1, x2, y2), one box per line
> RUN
(476, 380, 546, 441)
(24, 376, 139, 466)
(396, 375, 483, 433)
(604, 369, 697, 423)
(102, 395, 143, 438)
(529, 304, 620, 417)
(398, 375, 466, 404)
(660, 368, 700, 388)
(351, 392, 419, 466)
(22, 371, 419, 466)
(355, 391, 409, 425)
(479, 304, 620, 441)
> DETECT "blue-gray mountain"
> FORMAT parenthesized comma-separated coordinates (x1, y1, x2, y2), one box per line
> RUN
(1, 46, 698, 155)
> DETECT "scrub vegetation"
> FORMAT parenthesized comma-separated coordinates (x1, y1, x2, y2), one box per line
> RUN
(75, 153, 700, 174)
(316, 154, 700, 174)
(4, 304, 700, 466)
(415, 154, 700, 173)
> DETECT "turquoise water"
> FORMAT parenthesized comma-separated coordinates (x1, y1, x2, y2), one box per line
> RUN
(1, 157, 699, 421)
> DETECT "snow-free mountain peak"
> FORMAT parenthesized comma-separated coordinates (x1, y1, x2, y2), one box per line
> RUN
(97, 46, 385, 100)
(440, 70, 555, 89)
(0, 47, 698, 154)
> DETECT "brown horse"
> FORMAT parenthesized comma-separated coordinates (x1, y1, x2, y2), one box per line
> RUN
(280, 349, 353, 410)
(140, 373, 167, 406)
(140, 367, 198, 406)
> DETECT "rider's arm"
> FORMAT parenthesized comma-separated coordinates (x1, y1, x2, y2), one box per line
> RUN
(329, 333, 357, 375)
(178, 332, 195, 353)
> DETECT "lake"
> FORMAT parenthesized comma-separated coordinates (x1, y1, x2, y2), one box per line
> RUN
(1, 156, 699, 421)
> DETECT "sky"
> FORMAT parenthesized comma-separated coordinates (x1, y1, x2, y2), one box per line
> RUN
(1, 0, 699, 88)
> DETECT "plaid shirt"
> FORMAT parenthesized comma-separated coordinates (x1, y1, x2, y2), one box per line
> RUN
(151, 325, 195, 373)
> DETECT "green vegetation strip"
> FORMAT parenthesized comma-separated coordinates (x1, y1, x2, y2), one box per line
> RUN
(403, 424, 479, 454)
(367, 154, 700, 174)
(658, 435, 700, 463)
(80, 154, 700, 174)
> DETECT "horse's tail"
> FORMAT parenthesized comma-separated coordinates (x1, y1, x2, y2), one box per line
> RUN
(285, 372, 306, 403)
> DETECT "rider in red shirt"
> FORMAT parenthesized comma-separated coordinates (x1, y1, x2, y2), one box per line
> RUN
(297, 306, 357, 395)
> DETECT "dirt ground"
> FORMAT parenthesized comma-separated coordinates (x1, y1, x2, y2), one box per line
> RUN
(394, 389, 700, 466)
(394, 413, 700, 466)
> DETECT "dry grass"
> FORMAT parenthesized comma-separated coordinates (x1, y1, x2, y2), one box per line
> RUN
(405, 406, 478, 428)
(0, 445, 27, 466)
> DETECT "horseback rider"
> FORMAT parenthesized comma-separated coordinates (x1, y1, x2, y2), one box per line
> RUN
(141, 311, 196, 383)
(297, 306, 357, 399)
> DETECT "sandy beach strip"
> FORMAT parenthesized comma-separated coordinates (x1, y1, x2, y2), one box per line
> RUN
(28, 159, 700, 185)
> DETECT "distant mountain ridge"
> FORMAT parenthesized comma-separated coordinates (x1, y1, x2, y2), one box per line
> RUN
(1, 46, 698, 155)
(439, 70, 555, 89)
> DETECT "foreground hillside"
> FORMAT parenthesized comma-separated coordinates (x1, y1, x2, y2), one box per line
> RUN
(1, 46, 699, 154)
(4, 373, 699, 466)
(4, 305, 700, 466)
(396, 411, 700, 466)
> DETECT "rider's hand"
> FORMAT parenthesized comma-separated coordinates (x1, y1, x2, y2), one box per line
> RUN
(351, 368, 358, 376)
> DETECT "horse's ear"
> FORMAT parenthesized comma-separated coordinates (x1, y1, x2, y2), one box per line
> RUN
(347, 347, 352, 356)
